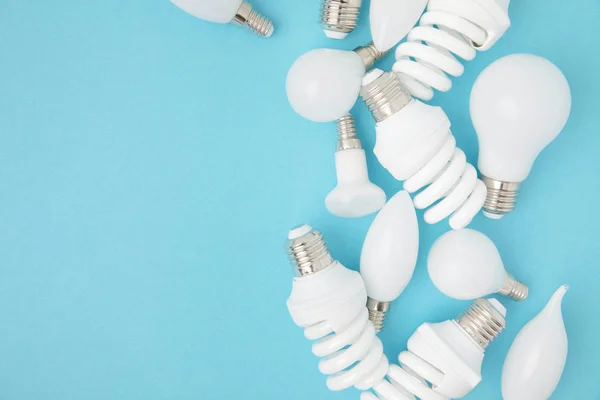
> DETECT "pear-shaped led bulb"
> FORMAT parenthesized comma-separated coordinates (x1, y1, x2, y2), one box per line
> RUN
(428, 229, 528, 301)
(502, 285, 569, 400)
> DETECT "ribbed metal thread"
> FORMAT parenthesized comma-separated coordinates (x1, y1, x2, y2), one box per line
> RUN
(456, 298, 506, 349)
(498, 275, 529, 301)
(336, 114, 362, 151)
(367, 298, 390, 334)
(482, 176, 520, 217)
(360, 71, 412, 123)
(321, 0, 360, 36)
(354, 42, 390, 70)
(233, 2, 274, 38)
(286, 226, 334, 277)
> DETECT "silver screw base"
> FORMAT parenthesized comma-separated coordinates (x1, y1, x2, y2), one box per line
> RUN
(456, 298, 506, 349)
(482, 176, 521, 219)
(498, 275, 529, 301)
(285, 225, 333, 277)
(233, 2, 274, 37)
(367, 298, 390, 333)
(354, 42, 390, 71)
(321, 0, 361, 39)
(360, 70, 413, 123)
(336, 115, 362, 151)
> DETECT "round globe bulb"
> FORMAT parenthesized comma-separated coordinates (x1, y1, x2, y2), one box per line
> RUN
(286, 49, 366, 123)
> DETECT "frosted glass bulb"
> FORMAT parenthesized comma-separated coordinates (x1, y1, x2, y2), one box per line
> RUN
(286, 44, 388, 123)
(470, 54, 571, 218)
(360, 191, 419, 332)
(326, 116, 386, 218)
(370, 0, 427, 51)
(428, 229, 528, 301)
(502, 285, 569, 400)
(170, 0, 274, 37)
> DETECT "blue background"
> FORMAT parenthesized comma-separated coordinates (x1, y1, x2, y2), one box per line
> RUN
(0, 0, 599, 399)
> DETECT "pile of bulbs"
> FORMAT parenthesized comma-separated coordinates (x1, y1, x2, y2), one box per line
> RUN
(169, 0, 572, 399)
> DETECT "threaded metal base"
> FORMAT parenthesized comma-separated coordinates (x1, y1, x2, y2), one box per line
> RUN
(367, 298, 390, 333)
(336, 114, 362, 151)
(360, 70, 412, 123)
(354, 42, 390, 70)
(233, 2, 274, 37)
(321, 0, 361, 38)
(482, 176, 520, 218)
(498, 275, 529, 301)
(457, 298, 506, 349)
(286, 225, 334, 277)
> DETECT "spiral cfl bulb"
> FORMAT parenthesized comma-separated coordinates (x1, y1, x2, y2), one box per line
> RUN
(390, 0, 511, 100)
(170, 0, 274, 38)
(286, 234, 507, 398)
(360, 69, 487, 229)
(321, 0, 362, 39)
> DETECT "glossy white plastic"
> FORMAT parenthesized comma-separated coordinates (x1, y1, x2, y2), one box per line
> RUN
(370, 0, 428, 52)
(502, 286, 569, 400)
(171, 0, 242, 23)
(471, 54, 572, 183)
(326, 149, 386, 218)
(366, 70, 486, 229)
(286, 49, 365, 122)
(428, 229, 519, 300)
(360, 191, 419, 302)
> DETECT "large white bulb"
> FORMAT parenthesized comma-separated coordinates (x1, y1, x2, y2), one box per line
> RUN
(360, 191, 419, 332)
(428, 229, 528, 301)
(286, 49, 365, 123)
(502, 285, 569, 400)
(470, 54, 571, 218)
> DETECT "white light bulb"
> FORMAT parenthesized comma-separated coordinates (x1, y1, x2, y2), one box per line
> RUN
(326, 115, 386, 218)
(286, 232, 507, 400)
(370, 0, 427, 52)
(391, 0, 511, 100)
(360, 69, 487, 229)
(470, 54, 572, 218)
(428, 229, 528, 301)
(170, 0, 274, 37)
(360, 191, 418, 331)
(287, 44, 388, 123)
(502, 285, 569, 400)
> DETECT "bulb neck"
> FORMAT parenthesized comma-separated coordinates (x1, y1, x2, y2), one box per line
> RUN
(481, 176, 521, 218)
(366, 298, 390, 333)
(233, 2, 274, 37)
(354, 42, 389, 70)
(285, 225, 334, 277)
(336, 115, 362, 151)
(498, 275, 529, 301)
(360, 70, 413, 123)
(456, 298, 506, 350)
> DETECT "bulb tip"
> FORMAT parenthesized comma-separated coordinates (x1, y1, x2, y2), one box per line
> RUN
(483, 211, 504, 220)
(288, 224, 312, 240)
(323, 29, 348, 39)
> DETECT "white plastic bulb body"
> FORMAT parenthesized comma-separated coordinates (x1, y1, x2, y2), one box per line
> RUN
(360, 69, 487, 229)
(170, 0, 274, 37)
(370, 0, 428, 52)
(286, 49, 366, 123)
(502, 285, 569, 400)
(392, 0, 511, 100)
(360, 191, 418, 331)
(171, 0, 243, 23)
(326, 115, 386, 218)
(428, 229, 528, 301)
(361, 298, 507, 400)
(470, 54, 571, 218)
